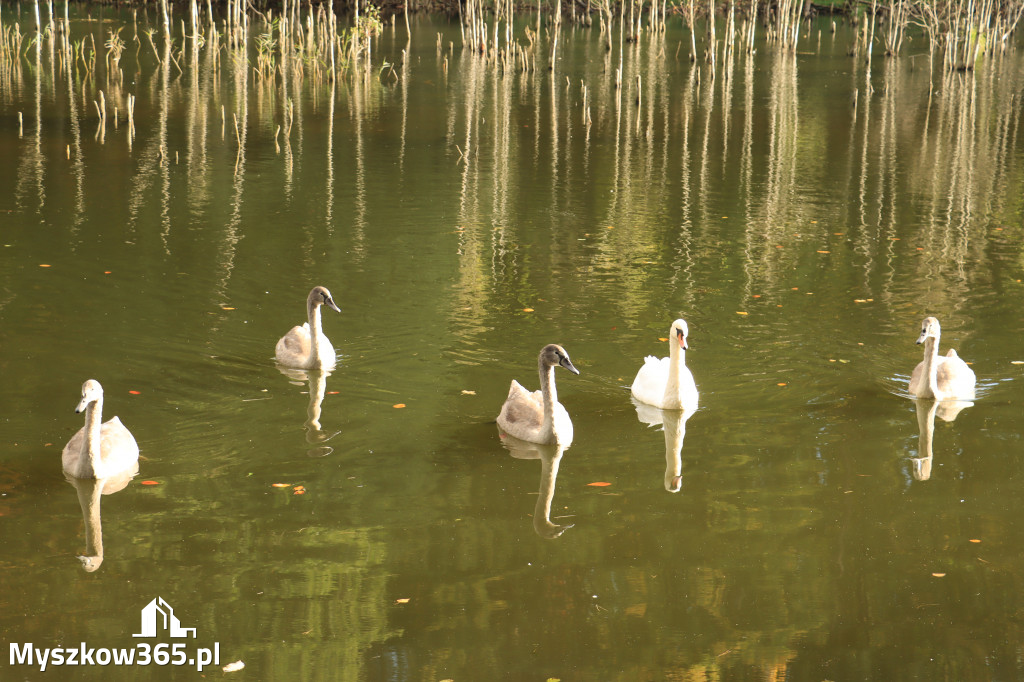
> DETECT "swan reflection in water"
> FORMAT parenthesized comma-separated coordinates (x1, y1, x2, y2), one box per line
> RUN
(633, 398, 695, 493)
(911, 398, 973, 481)
(65, 465, 138, 572)
(498, 430, 574, 539)
(277, 367, 339, 457)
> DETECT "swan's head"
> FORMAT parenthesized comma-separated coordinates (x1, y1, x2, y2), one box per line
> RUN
(916, 316, 941, 345)
(540, 344, 580, 375)
(308, 286, 342, 314)
(671, 319, 689, 350)
(75, 380, 104, 414)
(78, 554, 104, 572)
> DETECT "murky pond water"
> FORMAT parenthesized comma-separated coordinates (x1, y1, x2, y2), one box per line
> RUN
(2, 5, 1024, 680)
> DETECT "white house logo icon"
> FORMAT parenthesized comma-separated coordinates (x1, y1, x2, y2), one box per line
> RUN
(132, 597, 197, 639)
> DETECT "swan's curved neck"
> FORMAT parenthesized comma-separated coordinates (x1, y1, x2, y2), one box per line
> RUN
(921, 335, 940, 398)
(538, 358, 557, 439)
(308, 300, 323, 358)
(664, 340, 686, 400)
(76, 399, 103, 478)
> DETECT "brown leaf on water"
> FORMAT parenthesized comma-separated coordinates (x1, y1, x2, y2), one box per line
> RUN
(461, 390, 476, 395)
(523, 308, 535, 312)
(393, 403, 407, 409)
(293, 486, 306, 495)
(970, 539, 981, 543)
(141, 480, 160, 486)
(395, 598, 411, 604)
(932, 572, 946, 577)
(587, 482, 612, 487)
(271, 483, 291, 488)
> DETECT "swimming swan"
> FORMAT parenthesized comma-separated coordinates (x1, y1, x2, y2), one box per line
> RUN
(497, 344, 579, 445)
(630, 319, 698, 410)
(62, 380, 140, 480)
(275, 286, 342, 370)
(908, 316, 976, 401)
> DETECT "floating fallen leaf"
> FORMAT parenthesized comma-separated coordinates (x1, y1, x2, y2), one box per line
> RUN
(327, 390, 340, 394)
(523, 308, 534, 312)
(970, 539, 981, 543)
(752, 294, 761, 298)
(658, 337, 668, 342)
(817, 250, 830, 254)
(587, 482, 612, 487)
(1011, 361, 1024, 365)
(393, 403, 406, 409)
(222, 660, 245, 672)
(104, 271, 112, 275)
(736, 311, 749, 315)
(141, 480, 160, 486)
(777, 382, 788, 386)
(293, 486, 306, 495)
(775, 245, 783, 249)
(791, 287, 799, 290)
(39, 264, 51, 268)
(839, 359, 850, 364)
(395, 598, 411, 604)
(271, 483, 291, 488)
(128, 390, 141, 395)
(932, 572, 946, 577)
(221, 306, 235, 311)
(461, 390, 476, 395)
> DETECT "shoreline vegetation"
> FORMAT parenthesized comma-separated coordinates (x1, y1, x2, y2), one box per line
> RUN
(1, 0, 1021, 84)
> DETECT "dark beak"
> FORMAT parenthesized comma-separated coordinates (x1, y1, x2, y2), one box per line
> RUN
(560, 355, 580, 375)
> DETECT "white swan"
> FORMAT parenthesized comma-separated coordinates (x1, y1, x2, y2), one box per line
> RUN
(908, 316, 976, 401)
(62, 380, 140, 480)
(275, 286, 341, 370)
(497, 344, 579, 445)
(630, 319, 698, 410)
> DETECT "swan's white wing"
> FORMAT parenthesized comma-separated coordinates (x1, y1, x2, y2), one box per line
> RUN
(96, 416, 140, 478)
(276, 323, 312, 366)
(497, 380, 544, 436)
(936, 354, 976, 400)
(630, 355, 670, 407)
